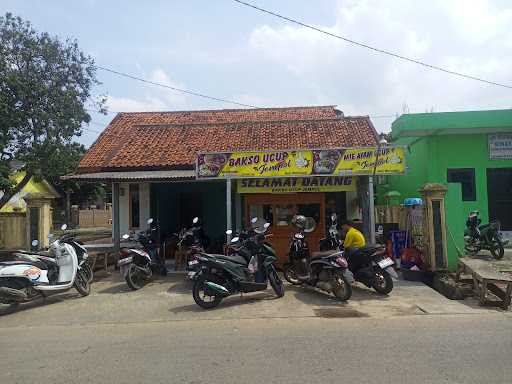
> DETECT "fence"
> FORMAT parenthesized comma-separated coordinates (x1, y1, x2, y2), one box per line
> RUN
(0, 212, 27, 249)
(76, 208, 112, 228)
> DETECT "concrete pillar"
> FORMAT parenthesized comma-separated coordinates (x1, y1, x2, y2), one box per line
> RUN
(112, 182, 121, 254)
(368, 176, 376, 244)
(226, 178, 232, 241)
(235, 190, 242, 231)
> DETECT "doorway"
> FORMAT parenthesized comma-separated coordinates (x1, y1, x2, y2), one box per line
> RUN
(245, 193, 326, 265)
(487, 168, 512, 231)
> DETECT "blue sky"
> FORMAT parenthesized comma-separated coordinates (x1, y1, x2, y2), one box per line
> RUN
(3, 0, 512, 146)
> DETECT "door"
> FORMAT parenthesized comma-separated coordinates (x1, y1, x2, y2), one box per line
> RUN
(245, 194, 326, 265)
(29, 207, 40, 250)
(487, 168, 512, 231)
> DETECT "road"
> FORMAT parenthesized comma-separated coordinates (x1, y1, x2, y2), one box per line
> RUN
(1, 273, 511, 384)
(1, 312, 511, 383)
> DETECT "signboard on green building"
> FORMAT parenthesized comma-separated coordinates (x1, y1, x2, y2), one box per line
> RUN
(489, 134, 512, 160)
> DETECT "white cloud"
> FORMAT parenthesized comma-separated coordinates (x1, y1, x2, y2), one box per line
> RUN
(246, 0, 512, 132)
(106, 68, 189, 112)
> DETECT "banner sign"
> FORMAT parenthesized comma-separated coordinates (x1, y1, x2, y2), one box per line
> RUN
(196, 146, 405, 179)
(489, 134, 512, 160)
(237, 176, 356, 194)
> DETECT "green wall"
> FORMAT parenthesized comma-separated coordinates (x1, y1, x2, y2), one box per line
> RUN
(379, 132, 512, 270)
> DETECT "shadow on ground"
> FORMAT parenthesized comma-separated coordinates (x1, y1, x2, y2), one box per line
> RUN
(0, 292, 83, 317)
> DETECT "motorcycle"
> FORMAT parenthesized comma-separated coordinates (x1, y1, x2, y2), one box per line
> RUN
(0, 224, 91, 309)
(464, 210, 508, 259)
(16, 229, 93, 284)
(344, 245, 397, 295)
(117, 218, 166, 290)
(319, 213, 342, 251)
(190, 218, 284, 309)
(178, 217, 206, 276)
(283, 215, 354, 301)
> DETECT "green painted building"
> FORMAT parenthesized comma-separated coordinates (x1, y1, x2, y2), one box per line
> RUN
(379, 109, 512, 270)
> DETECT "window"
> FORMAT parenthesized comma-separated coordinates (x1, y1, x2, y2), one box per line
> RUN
(129, 184, 140, 228)
(447, 169, 476, 201)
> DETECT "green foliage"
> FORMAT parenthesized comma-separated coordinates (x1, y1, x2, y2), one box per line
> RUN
(0, 12, 105, 204)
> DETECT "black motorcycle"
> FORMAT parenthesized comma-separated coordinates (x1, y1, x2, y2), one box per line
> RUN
(118, 218, 166, 290)
(464, 210, 508, 259)
(190, 218, 284, 309)
(319, 213, 342, 251)
(283, 215, 353, 301)
(344, 246, 397, 295)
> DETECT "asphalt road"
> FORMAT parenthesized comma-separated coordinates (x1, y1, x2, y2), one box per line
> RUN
(1, 313, 511, 384)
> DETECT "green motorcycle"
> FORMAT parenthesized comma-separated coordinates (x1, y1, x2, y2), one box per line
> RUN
(190, 219, 284, 309)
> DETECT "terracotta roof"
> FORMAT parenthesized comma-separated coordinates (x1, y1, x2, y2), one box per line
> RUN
(78, 106, 378, 172)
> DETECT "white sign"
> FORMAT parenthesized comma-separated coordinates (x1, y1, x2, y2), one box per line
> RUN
(489, 134, 512, 160)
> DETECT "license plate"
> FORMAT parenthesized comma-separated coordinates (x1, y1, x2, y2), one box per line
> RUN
(377, 257, 394, 269)
(188, 260, 199, 266)
(118, 256, 133, 266)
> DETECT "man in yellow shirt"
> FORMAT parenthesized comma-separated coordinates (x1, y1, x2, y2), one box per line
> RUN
(341, 220, 366, 249)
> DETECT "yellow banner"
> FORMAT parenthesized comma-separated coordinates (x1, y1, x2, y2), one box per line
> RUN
(237, 176, 356, 194)
(196, 147, 405, 178)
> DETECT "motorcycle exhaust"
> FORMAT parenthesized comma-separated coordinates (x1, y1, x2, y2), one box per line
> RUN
(204, 281, 230, 296)
(0, 287, 28, 302)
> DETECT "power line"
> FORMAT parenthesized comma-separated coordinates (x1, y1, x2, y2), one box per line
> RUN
(96, 65, 259, 108)
(231, 0, 512, 90)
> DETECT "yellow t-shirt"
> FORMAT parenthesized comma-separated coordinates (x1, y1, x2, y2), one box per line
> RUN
(343, 227, 366, 248)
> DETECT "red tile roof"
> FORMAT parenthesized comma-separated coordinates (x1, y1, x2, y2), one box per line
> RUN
(78, 106, 378, 172)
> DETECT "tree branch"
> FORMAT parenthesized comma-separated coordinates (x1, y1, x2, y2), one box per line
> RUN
(0, 170, 32, 210)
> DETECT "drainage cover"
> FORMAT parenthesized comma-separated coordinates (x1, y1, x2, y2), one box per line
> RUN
(314, 308, 369, 318)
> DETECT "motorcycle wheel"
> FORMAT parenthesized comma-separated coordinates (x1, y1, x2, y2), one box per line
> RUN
(490, 243, 504, 260)
(82, 262, 94, 283)
(332, 271, 352, 301)
(192, 274, 223, 309)
(126, 264, 148, 291)
(268, 267, 285, 298)
(283, 264, 301, 285)
(74, 269, 91, 297)
(372, 270, 393, 295)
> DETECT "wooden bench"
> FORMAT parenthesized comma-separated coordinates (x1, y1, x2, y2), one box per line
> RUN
(456, 258, 512, 310)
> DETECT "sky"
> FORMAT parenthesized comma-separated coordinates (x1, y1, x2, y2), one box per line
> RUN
(2, 0, 512, 147)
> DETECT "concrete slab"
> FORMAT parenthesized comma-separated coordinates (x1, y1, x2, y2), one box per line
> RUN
(0, 272, 506, 328)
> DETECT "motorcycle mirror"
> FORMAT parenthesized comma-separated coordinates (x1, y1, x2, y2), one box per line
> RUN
(264, 222, 271, 230)
(147, 218, 154, 225)
(294, 233, 304, 239)
(331, 213, 337, 222)
(231, 236, 240, 243)
(122, 234, 130, 240)
(31, 239, 39, 247)
(61, 224, 68, 231)
(192, 217, 199, 224)
(225, 229, 233, 235)
(250, 217, 258, 224)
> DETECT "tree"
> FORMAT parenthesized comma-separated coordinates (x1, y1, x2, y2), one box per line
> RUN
(0, 13, 105, 209)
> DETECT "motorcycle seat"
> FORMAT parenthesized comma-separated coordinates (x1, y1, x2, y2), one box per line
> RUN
(0, 259, 48, 270)
(215, 254, 249, 265)
(311, 250, 338, 259)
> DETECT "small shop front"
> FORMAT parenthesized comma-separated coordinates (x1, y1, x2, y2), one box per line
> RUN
(196, 146, 406, 265)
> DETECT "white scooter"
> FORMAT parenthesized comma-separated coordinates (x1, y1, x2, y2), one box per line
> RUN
(0, 224, 90, 310)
